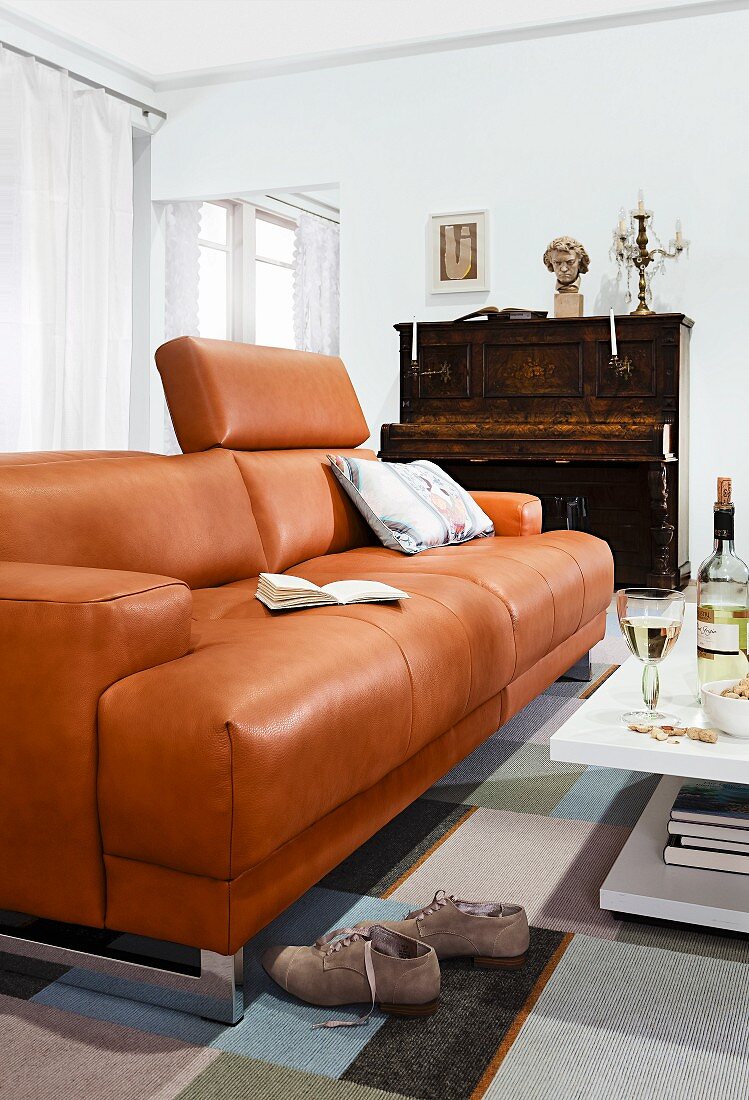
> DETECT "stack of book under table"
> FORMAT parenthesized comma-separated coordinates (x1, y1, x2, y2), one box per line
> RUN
(665, 780, 749, 874)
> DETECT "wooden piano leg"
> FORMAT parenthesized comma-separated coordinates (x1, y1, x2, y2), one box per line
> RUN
(647, 463, 677, 589)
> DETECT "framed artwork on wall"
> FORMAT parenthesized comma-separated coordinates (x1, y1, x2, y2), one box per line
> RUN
(428, 210, 489, 294)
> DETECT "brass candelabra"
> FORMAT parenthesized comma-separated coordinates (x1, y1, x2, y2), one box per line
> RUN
(611, 192, 689, 316)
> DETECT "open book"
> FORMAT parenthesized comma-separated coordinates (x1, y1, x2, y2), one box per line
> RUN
(256, 572, 410, 611)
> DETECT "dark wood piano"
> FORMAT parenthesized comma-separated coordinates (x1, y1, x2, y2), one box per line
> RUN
(380, 312, 692, 589)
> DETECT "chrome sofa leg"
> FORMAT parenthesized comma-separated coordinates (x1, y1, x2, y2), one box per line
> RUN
(0, 911, 246, 1024)
(198, 947, 246, 1024)
(560, 649, 592, 682)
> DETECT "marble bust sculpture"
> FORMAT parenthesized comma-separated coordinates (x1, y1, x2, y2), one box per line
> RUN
(543, 236, 590, 316)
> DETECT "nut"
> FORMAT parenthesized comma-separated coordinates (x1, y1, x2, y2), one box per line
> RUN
(719, 679, 749, 699)
(686, 726, 718, 743)
(650, 727, 669, 741)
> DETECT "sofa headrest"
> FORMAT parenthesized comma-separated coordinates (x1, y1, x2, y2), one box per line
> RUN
(156, 337, 369, 453)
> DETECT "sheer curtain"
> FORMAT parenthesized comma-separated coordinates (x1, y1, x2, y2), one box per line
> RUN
(293, 213, 340, 355)
(0, 47, 133, 451)
(163, 201, 201, 453)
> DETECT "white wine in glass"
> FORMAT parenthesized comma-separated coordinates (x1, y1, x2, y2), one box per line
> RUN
(616, 588, 685, 725)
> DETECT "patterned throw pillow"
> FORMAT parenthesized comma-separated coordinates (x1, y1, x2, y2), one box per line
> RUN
(327, 455, 494, 554)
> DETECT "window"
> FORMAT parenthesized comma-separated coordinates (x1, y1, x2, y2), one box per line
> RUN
(255, 212, 296, 349)
(195, 201, 297, 349)
(198, 202, 231, 339)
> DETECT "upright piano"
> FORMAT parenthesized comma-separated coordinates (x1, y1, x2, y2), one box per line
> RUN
(379, 312, 692, 589)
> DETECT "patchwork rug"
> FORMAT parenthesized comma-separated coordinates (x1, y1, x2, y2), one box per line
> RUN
(4, 612, 749, 1100)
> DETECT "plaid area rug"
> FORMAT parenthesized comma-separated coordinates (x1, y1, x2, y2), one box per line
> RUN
(4, 612, 749, 1100)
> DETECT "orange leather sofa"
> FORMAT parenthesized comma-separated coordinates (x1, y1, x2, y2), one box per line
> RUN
(0, 338, 613, 982)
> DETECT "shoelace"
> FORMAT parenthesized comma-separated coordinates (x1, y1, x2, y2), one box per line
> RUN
(405, 888, 455, 921)
(310, 925, 377, 1030)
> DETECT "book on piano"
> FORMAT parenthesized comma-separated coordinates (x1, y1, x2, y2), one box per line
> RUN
(453, 306, 548, 323)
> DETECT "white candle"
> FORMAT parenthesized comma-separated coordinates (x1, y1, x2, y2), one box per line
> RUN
(618, 207, 627, 235)
(609, 308, 618, 356)
(637, 189, 645, 214)
(411, 316, 417, 362)
(675, 218, 683, 243)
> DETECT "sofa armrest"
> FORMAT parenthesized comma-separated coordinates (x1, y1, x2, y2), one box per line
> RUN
(471, 491, 542, 537)
(0, 561, 192, 928)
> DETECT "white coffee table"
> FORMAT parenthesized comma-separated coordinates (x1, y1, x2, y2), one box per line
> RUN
(550, 605, 749, 933)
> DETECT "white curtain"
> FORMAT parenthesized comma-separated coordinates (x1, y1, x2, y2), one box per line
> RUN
(163, 201, 201, 453)
(0, 47, 133, 451)
(293, 212, 340, 355)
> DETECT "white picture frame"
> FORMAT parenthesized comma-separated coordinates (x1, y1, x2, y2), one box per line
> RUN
(428, 210, 489, 294)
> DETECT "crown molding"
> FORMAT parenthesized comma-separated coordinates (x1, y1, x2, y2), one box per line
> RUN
(2, 0, 747, 95)
(0, 2, 157, 93)
(154, 0, 749, 90)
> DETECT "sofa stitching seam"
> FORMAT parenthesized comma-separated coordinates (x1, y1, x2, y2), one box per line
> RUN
(520, 499, 539, 535)
(0, 581, 190, 606)
(226, 720, 235, 953)
(482, 552, 558, 652)
(532, 537, 588, 632)
(324, 612, 417, 757)
(228, 450, 271, 573)
(95, 702, 108, 928)
(394, 589, 473, 715)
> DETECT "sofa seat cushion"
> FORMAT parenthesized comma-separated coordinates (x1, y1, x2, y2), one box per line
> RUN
(191, 573, 516, 732)
(290, 530, 613, 679)
(99, 577, 514, 882)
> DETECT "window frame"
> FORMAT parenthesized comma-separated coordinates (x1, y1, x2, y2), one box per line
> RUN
(252, 208, 296, 349)
(255, 208, 296, 270)
(197, 200, 234, 341)
(196, 201, 298, 346)
(215, 202, 296, 346)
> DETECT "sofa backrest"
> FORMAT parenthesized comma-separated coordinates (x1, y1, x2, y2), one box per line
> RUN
(232, 448, 376, 572)
(157, 337, 377, 572)
(0, 449, 268, 588)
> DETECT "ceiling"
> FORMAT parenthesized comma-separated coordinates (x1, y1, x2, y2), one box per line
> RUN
(0, 0, 740, 87)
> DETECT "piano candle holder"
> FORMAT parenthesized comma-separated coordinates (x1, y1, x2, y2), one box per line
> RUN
(611, 191, 690, 316)
(410, 359, 453, 383)
(609, 353, 633, 381)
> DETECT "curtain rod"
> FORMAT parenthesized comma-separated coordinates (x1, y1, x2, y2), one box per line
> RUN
(269, 196, 340, 226)
(0, 39, 167, 120)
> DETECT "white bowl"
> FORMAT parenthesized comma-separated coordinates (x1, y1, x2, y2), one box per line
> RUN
(702, 679, 749, 739)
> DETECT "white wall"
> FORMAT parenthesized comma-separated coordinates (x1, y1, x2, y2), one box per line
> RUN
(151, 8, 749, 567)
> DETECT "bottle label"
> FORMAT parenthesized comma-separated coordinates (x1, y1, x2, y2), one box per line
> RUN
(714, 508, 734, 541)
(697, 608, 749, 655)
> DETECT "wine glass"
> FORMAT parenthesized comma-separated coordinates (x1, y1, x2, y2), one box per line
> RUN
(616, 588, 686, 726)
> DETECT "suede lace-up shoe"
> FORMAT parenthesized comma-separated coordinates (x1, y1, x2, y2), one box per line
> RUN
(366, 890, 529, 968)
(262, 923, 440, 1027)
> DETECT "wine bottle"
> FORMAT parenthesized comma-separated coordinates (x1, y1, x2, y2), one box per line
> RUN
(697, 477, 749, 696)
